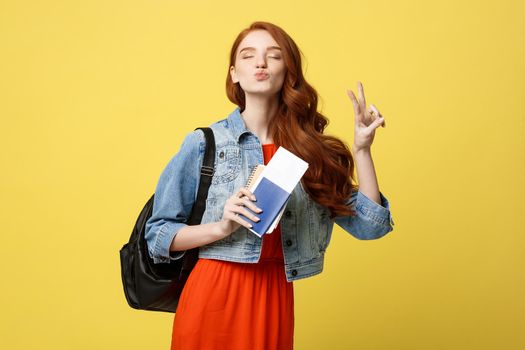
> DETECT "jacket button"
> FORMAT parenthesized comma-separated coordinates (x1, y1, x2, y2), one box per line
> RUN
(291, 269, 297, 276)
(286, 239, 292, 246)
(285, 210, 291, 217)
(219, 151, 224, 159)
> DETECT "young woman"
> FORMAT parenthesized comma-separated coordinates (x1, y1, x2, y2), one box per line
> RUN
(145, 21, 394, 350)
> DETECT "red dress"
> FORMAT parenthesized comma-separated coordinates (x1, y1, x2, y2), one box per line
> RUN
(170, 144, 295, 350)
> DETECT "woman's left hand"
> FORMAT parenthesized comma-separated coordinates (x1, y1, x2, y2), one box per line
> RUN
(346, 81, 386, 152)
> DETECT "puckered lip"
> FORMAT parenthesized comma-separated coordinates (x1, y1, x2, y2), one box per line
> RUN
(254, 71, 270, 80)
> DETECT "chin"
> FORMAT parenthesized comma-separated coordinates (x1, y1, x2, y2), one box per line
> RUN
(246, 92, 280, 101)
(239, 81, 280, 93)
(243, 86, 281, 97)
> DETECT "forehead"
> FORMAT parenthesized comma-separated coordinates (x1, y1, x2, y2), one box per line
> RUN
(237, 30, 280, 52)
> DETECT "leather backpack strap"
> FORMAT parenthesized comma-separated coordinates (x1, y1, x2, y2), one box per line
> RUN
(179, 127, 215, 281)
(187, 127, 215, 225)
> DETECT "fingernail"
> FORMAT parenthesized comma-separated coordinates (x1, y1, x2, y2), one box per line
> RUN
(254, 217, 260, 222)
(251, 196, 256, 201)
(256, 207, 262, 213)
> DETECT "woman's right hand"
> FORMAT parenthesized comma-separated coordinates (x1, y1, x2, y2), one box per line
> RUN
(217, 187, 263, 238)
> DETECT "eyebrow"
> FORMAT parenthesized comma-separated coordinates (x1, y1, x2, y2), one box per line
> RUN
(239, 46, 282, 54)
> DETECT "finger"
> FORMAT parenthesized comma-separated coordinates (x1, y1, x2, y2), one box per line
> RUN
(233, 206, 261, 223)
(346, 89, 362, 123)
(357, 81, 366, 113)
(237, 187, 256, 201)
(224, 200, 261, 222)
(369, 104, 385, 127)
(366, 105, 382, 126)
(241, 197, 263, 213)
(229, 196, 261, 213)
(228, 213, 254, 229)
(365, 106, 376, 125)
(366, 115, 385, 132)
(369, 104, 381, 118)
(223, 207, 253, 228)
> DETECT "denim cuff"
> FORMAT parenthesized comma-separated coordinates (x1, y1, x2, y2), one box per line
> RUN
(152, 221, 187, 263)
(356, 191, 395, 227)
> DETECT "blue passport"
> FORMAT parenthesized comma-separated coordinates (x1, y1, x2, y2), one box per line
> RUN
(242, 177, 289, 236)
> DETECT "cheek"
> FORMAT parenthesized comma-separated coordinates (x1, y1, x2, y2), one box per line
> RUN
(236, 67, 252, 83)
(234, 62, 250, 75)
(274, 67, 286, 84)
(274, 63, 286, 77)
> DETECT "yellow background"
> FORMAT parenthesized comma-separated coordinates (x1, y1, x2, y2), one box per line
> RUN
(1, 0, 524, 349)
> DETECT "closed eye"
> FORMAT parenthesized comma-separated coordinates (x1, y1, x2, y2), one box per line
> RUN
(241, 55, 281, 59)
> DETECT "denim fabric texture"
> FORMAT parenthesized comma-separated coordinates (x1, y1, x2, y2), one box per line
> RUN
(144, 107, 395, 282)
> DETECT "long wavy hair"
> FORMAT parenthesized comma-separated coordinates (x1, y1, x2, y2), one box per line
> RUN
(226, 21, 358, 218)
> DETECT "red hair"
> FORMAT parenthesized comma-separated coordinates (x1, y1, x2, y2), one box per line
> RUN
(226, 21, 358, 218)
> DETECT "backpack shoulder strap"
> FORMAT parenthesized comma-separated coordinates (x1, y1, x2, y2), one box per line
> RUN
(187, 127, 215, 224)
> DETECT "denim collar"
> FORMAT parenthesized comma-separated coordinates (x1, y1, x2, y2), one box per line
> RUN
(226, 107, 252, 143)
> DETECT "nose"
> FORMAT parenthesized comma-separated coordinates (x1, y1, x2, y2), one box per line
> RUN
(255, 53, 267, 68)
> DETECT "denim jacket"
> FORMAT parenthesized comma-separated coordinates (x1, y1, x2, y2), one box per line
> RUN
(145, 107, 395, 282)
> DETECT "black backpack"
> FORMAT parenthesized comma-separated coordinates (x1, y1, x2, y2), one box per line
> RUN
(119, 127, 215, 313)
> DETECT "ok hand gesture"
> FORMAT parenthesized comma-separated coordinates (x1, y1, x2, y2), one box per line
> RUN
(346, 81, 386, 152)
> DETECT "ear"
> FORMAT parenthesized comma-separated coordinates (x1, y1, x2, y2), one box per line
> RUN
(229, 66, 239, 83)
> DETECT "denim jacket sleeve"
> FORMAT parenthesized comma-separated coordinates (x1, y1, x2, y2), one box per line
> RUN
(144, 130, 203, 263)
(334, 189, 395, 240)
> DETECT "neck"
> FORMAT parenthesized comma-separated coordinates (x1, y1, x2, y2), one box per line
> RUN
(240, 94, 279, 144)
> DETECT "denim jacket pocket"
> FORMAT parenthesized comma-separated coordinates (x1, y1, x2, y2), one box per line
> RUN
(212, 144, 242, 185)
